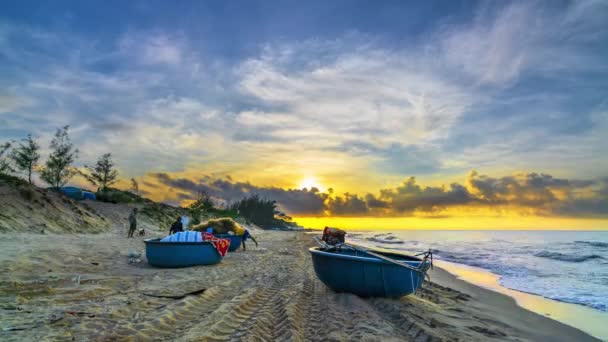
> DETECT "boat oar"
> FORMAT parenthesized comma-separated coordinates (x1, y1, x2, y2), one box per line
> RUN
(342, 242, 428, 275)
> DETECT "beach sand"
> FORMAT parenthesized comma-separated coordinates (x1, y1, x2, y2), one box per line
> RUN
(0, 226, 598, 341)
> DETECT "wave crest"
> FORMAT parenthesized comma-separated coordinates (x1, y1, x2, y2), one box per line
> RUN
(574, 241, 608, 248)
(534, 251, 604, 263)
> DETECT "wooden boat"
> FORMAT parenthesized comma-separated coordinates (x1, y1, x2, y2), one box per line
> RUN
(214, 234, 242, 252)
(309, 246, 431, 297)
(144, 238, 223, 267)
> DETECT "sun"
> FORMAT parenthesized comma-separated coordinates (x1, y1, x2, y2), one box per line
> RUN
(298, 177, 325, 192)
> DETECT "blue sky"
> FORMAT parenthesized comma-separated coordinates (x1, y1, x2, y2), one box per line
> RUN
(1, 0, 608, 214)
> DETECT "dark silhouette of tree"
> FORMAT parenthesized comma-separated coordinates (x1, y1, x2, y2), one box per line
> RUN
(188, 191, 215, 225)
(10, 134, 40, 184)
(231, 195, 281, 229)
(40, 126, 79, 190)
(0, 142, 13, 175)
(82, 153, 118, 191)
(130, 178, 139, 195)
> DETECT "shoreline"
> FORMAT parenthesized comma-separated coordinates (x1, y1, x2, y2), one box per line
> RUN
(345, 230, 608, 340)
(431, 262, 606, 341)
(435, 260, 608, 340)
(0, 230, 601, 341)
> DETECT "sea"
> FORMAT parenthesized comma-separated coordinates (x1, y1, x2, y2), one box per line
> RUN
(348, 230, 608, 313)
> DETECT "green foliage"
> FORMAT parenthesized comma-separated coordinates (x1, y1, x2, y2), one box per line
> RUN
(0, 142, 13, 174)
(188, 191, 237, 225)
(40, 126, 79, 190)
(0, 173, 28, 187)
(82, 153, 118, 191)
(231, 194, 289, 229)
(96, 187, 145, 204)
(10, 134, 40, 184)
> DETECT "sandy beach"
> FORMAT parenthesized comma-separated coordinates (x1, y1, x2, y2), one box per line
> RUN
(0, 210, 598, 341)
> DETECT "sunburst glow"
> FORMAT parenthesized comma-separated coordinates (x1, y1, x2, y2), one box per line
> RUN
(297, 177, 325, 192)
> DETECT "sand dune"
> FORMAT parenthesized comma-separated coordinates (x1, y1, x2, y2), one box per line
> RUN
(0, 225, 597, 341)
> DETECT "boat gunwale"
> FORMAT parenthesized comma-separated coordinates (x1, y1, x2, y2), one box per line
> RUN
(144, 238, 216, 246)
(309, 246, 428, 267)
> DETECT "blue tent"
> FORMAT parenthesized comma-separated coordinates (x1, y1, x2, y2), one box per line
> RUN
(82, 191, 97, 200)
(60, 186, 84, 200)
(60, 187, 97, 201)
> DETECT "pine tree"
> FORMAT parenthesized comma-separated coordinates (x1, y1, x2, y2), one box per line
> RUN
(10, 135, 40, 184)
(0, 142, 13, 174)
(40, 126, 79, 190)
(83, 153, 118, 191)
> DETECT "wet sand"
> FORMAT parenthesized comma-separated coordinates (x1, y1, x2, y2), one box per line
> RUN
(0, 228, 599, 341)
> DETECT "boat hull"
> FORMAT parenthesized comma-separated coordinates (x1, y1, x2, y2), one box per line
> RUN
(145, 239, 222, 267)
(214, 234, 242, 252)
(309, 247, 429, 297)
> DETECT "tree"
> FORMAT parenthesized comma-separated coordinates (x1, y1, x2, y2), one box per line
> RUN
(82, 153, 118, 191)
(10, 135, 40, 184)
(130, 178, 139, 195)
(0, 142, 13, 175)
(40, 126, 79, 190)
(188, 191, 215, 225)
(231, 194, 280, 229)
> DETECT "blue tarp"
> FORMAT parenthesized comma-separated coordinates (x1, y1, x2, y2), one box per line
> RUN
(82, 191, 96, 200)
(60, 187, 97, 201)
(60, 187, 84, 200)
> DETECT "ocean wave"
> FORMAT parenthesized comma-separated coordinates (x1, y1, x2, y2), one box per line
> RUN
(534, 251, 604, 263)
(367, 234, 404, 244)
(574, 241, 608, 248)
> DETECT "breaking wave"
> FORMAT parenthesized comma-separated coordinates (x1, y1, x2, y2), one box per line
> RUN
(534, 251, 604, 263)
(574, 241, 608, 248)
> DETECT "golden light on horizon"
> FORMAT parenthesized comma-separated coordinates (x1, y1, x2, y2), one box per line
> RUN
(294, 216, 608, 231)
(297, 177, 325, 192)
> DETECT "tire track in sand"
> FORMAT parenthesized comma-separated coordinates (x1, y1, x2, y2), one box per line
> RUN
(183, 249, 308, 341)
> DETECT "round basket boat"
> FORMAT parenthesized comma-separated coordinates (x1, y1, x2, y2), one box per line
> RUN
(309, 247, 430, 297)
(145, 238, 223, 267)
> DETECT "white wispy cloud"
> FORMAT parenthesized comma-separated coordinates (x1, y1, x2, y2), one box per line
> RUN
(237, 42, 473, 149)
(1, 0, 607, 189)
(119, 32, 185, 66)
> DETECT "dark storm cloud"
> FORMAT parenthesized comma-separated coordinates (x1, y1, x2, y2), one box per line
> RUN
(379, 178, 474, 213)
(151, 171, 608, 217)
(151, 173, 328, 215)
(326, 193, 369, 215)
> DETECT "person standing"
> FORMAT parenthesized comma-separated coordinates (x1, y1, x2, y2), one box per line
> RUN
(128, 208, 138, 238)
(169, 216, 183, 235)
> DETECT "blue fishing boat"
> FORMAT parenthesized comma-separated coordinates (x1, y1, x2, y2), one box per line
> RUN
(144, 239, 223, 267)
(214, 234, 242, 252)
(309, 246, 431, 297)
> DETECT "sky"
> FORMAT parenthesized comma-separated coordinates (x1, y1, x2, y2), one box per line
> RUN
(1, 1, 607, 229)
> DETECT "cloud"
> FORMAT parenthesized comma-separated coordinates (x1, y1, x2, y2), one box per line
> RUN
(0, 93, 34, 114)
(438, 2, 531, 85)
(379, 177, 474, 214)
(326, 193, 369, 215)
(150, 173, 328, 215)
(148, 170, 608, 218)
(1, 1, 607, 200)
(237, 41, 472, 148)
(119, 32, 184, 66)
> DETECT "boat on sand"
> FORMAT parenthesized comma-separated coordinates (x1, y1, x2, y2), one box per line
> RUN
(144, 238, 224, 267)
(309, 245, 431, 297)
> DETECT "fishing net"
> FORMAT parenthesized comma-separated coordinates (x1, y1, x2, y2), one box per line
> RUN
(322, 226, 346, 245)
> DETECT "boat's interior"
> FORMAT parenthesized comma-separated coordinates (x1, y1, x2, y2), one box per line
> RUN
(317, 246, 423, 262)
